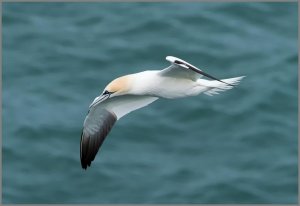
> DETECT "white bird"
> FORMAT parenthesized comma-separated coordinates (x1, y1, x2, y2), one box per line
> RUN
(80, 56, 245, 169)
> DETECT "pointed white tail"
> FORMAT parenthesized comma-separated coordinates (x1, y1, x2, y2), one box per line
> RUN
(198, 76, 245, 96)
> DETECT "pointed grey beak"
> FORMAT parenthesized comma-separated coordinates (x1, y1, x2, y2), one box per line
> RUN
(89, 94, 110, 108)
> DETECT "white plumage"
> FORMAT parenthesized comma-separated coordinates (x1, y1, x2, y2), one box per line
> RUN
(80, 56, 245, 169)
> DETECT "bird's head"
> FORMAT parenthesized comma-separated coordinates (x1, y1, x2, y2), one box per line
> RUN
(105, 75, 131, 96)
(89, 75, 132, 107)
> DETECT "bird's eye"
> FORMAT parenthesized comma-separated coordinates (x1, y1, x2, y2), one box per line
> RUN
(103, 90, 110, 95)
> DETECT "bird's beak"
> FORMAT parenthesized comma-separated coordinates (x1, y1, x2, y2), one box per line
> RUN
(89, 94, 110, 108)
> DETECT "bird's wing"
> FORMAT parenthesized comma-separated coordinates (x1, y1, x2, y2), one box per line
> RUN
(80, 95, 158, 169)
(102, 95, 158, 120)
(160, 56, 233, 86)
(160, 56, 202, 81)
(80, 108, 116, 169)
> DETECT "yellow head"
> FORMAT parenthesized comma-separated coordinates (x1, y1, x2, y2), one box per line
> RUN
(89, 75, 133, 108)
(105, 75, 131, 96)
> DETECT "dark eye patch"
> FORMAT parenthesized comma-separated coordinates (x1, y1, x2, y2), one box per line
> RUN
(103, 90, 110, 95)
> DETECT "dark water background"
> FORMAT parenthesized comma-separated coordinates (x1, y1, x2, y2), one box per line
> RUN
(2, 2, 298, 203)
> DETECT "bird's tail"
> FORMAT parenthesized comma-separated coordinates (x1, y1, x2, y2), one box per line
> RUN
(199, 76, 245, 96)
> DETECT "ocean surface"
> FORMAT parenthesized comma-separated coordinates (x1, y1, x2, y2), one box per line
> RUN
(2, 2, 298, 204)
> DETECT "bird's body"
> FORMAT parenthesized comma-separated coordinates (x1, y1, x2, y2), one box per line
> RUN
(120, 70, 197, 98)
(80, 56, 245, 169)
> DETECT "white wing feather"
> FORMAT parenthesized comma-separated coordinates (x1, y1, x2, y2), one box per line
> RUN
(102, 95, 158, 119)
(159, 56, 203, 80)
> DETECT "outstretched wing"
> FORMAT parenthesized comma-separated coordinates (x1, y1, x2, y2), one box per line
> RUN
(81, 108, 117, 169)
(160, 56, 202, 80)
(80, 95, 158, 169)
(160, 56, 233, 86)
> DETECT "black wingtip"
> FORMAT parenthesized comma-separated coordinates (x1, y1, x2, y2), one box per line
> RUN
(193, 67, 234, 87)
(80, 132, 90, 170)
(80, 110, 117, 170)
(80, 134, 96, 170)
(174, 60, 234, 86)
(81, 157, 88, 169)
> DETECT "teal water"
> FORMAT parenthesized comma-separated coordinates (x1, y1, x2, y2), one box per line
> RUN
(2, 2, 298, 203)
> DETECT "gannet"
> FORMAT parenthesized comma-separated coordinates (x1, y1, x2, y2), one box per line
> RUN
(80, 56, 245, 169)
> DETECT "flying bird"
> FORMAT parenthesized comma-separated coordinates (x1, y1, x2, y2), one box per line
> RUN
(80, 56, 245, 169)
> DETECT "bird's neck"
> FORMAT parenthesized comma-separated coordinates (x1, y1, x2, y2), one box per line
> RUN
(128, 71, 160, 96)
